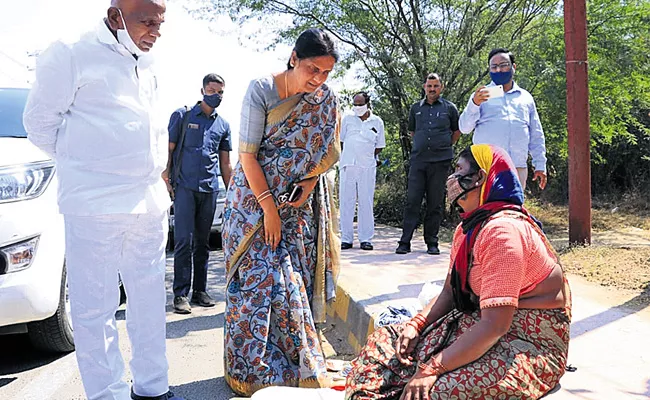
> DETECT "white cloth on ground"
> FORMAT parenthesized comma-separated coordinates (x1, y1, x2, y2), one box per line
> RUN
(251, 387, 345, 400)
(373, 305, 418, 330)
(418, 281, 445, 309)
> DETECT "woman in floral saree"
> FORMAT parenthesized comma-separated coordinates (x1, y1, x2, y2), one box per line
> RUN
(222, 29, 341, 397)
(346, 145, 572, 400)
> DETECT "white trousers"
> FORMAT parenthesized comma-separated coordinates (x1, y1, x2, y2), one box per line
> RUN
(517, 167, 528, 191)
(339, 165, 376, 243)
(64, 213, 169, 400)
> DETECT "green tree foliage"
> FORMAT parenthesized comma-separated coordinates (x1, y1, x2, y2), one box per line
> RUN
(190, 0, 650, 222)
(522, 0, 650, 200)
(194, 0, 558, 172)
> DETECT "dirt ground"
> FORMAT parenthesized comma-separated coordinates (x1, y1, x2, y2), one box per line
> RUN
(436, 199, 650, 306)
(526, 199, 650, 306)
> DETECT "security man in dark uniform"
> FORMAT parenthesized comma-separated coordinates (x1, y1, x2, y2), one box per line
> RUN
(396, 73, 460, 255)
(163, 73, 233, 314)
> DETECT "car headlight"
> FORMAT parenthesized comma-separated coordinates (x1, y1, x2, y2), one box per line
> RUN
(0, 236, 40, 274)
(0, 161, 55, 204)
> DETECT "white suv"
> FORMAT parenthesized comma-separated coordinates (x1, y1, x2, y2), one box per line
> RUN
(0, 87, 73, 352)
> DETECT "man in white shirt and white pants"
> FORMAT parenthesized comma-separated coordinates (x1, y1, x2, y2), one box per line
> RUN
(339, 92, 386, 251)
(23, 1, 183, 400)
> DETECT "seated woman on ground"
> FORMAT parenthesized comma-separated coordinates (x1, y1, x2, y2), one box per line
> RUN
(345, 144, 572, 400)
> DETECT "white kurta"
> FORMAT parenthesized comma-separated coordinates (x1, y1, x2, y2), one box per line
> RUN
(339, 113, 386, 244)
(23, 21, 171, 400)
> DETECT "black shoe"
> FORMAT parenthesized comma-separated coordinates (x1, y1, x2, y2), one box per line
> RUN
(341, 242, 353, 250)
(191, 291, 216, 307)
(131, 389, 184, 400)
(395, 242, 411, 254)
(360, 242, 374, 251)
(427, 244, 440, 255)
(173, 296, 191, 314)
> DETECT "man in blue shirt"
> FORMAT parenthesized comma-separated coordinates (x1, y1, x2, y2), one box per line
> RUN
(459, 48, 548, 190)
(396, 73, 461, 256)
(163, 73, 233, 314)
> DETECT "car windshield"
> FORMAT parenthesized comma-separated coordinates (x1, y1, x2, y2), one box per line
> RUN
(0, 88, 29, 138)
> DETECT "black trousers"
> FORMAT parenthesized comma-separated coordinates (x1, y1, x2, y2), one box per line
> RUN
(399, 160, 450, 246)
(172, 186, 218, 297)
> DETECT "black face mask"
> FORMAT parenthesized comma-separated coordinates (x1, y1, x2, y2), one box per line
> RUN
(446, 171, 480, 208)
(203, 93, 222, 109)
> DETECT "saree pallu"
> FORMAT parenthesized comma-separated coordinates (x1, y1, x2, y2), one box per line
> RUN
(345, 308, 570, 400)
(223, 84, 340, 396)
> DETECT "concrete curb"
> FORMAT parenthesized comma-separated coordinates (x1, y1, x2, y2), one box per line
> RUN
(326, 283, 375, 354)
(326, 225, 448, 354)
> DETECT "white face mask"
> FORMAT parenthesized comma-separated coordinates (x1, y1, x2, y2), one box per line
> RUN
(117, 9, 145, 57)
(353, 104, 368, 117)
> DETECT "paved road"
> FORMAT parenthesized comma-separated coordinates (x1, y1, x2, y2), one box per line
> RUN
(0, 250, 235, 400)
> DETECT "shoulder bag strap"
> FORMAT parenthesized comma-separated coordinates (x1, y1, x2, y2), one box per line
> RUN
(172, 106, 190, 187)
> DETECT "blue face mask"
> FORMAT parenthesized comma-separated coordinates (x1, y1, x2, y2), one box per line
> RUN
(489, 70, 513, 86)
(203, 93, 222, 109)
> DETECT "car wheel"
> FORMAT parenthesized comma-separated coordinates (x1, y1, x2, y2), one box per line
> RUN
(27, 263, 75, 353)
(167, 226, 175, 252)
(210, 231, 222, 250)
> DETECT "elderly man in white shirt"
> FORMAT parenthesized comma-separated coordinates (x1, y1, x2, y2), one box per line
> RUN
(23, 1, 183, 400)
(339, 92, 386, 251)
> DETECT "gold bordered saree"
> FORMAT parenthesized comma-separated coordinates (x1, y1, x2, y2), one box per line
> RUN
(222, 83, 340, 396)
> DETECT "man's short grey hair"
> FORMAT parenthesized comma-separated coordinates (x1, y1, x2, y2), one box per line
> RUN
(425, 73, 442, 83)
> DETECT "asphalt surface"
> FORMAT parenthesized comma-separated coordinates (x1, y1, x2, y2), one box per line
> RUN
(0, 249, 234, 400)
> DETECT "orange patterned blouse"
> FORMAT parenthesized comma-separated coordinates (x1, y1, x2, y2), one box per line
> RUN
(449, 211, 558, 309)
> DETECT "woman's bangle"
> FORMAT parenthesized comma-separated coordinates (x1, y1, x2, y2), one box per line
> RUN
(418, 355, 447, 377)
(257, 192, 273, 204)
(407, 313, 427, 334)
(412, 313, 427, 324)
(256, 189, 271, 201)
(406, 320, 424, 334)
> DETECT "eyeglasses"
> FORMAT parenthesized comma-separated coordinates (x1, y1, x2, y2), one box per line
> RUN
(489, 62, 512, 72)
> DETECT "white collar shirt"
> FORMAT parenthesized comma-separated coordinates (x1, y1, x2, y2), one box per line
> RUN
(339, 112, 386, 168)
(23, 21, 170, 216)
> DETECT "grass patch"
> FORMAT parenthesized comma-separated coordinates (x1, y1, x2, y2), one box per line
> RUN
(526, 195, 650, 233)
